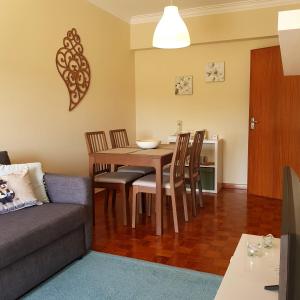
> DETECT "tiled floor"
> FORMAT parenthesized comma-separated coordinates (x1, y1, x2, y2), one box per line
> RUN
(92, 189, 281, 275)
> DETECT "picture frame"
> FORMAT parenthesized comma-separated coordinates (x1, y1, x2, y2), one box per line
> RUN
(175, 75, 193, 95)
(205, 62, 225, 82)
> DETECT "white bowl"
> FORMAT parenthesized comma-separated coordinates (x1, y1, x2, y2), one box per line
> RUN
(136, 140, 161, 149)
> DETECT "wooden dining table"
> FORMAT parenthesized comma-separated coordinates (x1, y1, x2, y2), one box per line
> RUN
(88, 144, 176, 235)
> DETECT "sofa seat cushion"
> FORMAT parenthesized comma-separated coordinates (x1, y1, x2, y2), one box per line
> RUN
(0, 203, 86, 270)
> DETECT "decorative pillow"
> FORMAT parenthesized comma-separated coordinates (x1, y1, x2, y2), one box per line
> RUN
(0, 162, 49, 203)
(0, 170, 41, 214)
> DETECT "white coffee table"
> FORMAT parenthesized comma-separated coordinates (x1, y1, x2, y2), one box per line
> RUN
(215, 234, 280, 300)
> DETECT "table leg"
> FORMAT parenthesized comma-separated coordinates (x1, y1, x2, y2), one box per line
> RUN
(89, 156, 96, 225)
(155, 160, 163, 235)
(89, 156, 94, 178)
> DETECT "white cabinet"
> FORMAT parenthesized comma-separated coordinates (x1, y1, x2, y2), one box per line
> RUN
(168, 136, 223, 194)
(215, 234, 280, 300)
(200, 139, 223, 193)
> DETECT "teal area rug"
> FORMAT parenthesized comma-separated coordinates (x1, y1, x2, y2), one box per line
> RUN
(23, 251, 222, 300)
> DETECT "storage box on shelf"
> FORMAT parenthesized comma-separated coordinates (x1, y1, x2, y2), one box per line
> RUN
(167, 135, 223, 194)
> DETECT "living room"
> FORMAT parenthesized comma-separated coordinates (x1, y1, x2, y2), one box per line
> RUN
(1, 0, 300, 299)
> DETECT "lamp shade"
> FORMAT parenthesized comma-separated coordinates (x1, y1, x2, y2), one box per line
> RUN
(278, 9, 300, 75)
(153, 6, 190, 49)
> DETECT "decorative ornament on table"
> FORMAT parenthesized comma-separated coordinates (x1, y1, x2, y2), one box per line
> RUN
(56, 28, 91, 111)
(176, 120, 183, 134)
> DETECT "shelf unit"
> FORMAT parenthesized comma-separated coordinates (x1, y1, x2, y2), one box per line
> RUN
(167, 136, 223, 194)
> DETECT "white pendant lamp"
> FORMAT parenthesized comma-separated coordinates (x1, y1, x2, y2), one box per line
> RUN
(153, 5, 190, 49)
(278, 9, 300, 75)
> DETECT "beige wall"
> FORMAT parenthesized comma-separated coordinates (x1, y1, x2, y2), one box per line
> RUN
(133, 5, 300, 185)
(135, 38, 278, 185)
(1, 1, 298, 184)
(0, 0, 135, 176)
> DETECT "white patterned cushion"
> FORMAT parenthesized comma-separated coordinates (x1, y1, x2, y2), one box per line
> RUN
(0, 162, 49, 203)
(0, 169, 41, 214)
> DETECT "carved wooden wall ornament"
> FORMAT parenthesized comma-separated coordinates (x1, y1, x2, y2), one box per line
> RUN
(56, 28, 91, 111)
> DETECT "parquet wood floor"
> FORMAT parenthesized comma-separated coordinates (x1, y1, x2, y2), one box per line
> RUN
(92, 189, 281, 275)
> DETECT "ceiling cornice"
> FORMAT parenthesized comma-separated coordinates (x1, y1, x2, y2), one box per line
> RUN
(88, 0, 131, 23)
(130, 0, 300, 24)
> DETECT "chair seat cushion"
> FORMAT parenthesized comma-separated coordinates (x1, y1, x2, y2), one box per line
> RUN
(163, 166, 171, 176)
(117, 166, 155, 175)
(95, 172, 142, 184)
(163, 166, 190, 178)
(132, 174, 170, 189)
(0, 203, 86, 270)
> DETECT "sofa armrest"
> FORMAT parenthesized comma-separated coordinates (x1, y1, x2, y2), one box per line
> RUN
(44, 173, 92, 205)
(44, 173, 93, 250)
(0, 151, 11, 165)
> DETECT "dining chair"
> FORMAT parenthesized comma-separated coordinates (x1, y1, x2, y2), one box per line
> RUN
(186, 131, 205, 216)
(85, 131, 142, 226)
(163, 131, 205, 216)
(109, 128, 154, 175)
(131, 133, 190, 233)
(109, 129, 129, 149)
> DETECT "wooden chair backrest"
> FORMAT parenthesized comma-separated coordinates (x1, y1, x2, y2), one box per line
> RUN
(170, 133, 190, 188)
(189, 131, 205, 178)
(85, 131, 110, 175)
(109, 129, 129, 149)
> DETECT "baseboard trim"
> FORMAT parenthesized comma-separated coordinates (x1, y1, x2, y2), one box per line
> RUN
(222, 183, 247, 190)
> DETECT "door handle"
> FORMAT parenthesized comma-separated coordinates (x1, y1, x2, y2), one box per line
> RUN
(250, 117, 258, 130)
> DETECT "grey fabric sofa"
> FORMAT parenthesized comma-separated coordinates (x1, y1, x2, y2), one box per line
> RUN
(0, 173, 93, 300)
(0, 151, 11, 165)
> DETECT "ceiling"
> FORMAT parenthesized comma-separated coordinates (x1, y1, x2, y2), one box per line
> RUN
(89, 0, 300, 23)
(89, 0, 250, 22)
